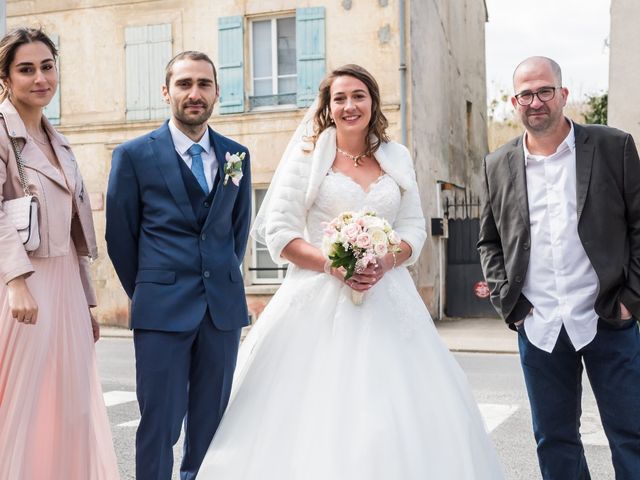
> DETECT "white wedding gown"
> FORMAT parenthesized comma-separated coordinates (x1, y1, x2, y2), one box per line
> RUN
(197, 171, 504, 479)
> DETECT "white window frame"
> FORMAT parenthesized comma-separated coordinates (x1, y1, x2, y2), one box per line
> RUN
(249, 15, 297, 111)
(251, 187, 287, 284)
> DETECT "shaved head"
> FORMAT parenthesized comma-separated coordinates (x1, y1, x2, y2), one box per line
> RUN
(513, 56, 562, 90)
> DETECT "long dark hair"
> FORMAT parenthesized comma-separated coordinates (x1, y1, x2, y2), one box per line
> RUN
(311, 64, 389, 155)
(0, 27, 58, 102)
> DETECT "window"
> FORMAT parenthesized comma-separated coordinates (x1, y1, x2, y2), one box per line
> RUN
(250, 17, 297, 109)
(251, 188, 287, 284)
(218, 7, 326, 114)
(125, 24, 172, 121)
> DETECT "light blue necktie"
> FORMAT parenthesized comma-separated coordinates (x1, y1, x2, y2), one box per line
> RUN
(187, 144, 209, 193)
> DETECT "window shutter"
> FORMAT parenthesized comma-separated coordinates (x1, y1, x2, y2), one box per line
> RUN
(148, 24, 172, 120)
(296, 7, 325, 107)
(218, 16, 245, 114)
(125, 26, 151, 121)
(44, 33, 60, 125)
(125, 24, 172, 121)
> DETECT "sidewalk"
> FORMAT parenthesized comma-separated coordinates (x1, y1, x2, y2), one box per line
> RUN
(434, 317, 518, 354)
(102, 317, 518, 354)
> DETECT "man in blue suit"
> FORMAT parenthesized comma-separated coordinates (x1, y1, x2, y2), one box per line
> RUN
(106, 51, 251, 480)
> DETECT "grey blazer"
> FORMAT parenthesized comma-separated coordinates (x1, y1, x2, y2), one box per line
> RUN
(478, 123, 640, 329)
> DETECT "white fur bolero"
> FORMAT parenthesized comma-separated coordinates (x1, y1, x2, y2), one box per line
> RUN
(258, 127, 427, 266)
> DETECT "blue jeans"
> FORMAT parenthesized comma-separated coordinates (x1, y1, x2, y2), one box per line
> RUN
(518, 319, 640, 480)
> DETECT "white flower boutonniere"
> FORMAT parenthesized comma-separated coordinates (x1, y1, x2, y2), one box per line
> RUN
(223, 151, 246, 186)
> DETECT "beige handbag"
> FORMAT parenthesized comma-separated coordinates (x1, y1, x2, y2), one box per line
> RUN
(1, 117, 40, 251)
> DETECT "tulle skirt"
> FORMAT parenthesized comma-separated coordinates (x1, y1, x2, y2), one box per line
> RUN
(0, 247, 119, 480)
(197, 266, 504, 479)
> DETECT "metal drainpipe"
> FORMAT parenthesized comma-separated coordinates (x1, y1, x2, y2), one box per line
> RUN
(399, 0, 407, 146)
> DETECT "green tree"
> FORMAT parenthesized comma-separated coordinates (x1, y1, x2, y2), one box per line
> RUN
(584, 92, 607, 125)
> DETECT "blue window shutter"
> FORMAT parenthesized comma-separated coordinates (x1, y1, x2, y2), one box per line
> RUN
(44, 33, 60, 125)
(218, 16, 244, 114)
(125, 24, 172, 121)
(296, 7, 325, 107)
(125, 26, 151, 121)
(148, 24, 172, 119)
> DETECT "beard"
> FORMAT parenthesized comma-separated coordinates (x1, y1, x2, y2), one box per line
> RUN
(174, 101, 214, 126)
(521, 106, 561, 134)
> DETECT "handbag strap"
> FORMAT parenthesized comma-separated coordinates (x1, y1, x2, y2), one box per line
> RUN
(0, 113, 31, 196)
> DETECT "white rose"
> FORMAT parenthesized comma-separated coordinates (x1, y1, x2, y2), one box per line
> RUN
(374, 242, 388, 257)
(388, 230, 401, 245)
(369, 228, 387, 246)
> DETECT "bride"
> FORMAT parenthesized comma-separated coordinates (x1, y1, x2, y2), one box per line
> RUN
(196, 64, 504, 479)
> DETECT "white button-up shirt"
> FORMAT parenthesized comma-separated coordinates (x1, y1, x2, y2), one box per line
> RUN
(521, 121, 600, 353)
(168, 120, 218, 191)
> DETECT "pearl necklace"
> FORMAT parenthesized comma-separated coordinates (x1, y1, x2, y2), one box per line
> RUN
(336, 147, 367, 167)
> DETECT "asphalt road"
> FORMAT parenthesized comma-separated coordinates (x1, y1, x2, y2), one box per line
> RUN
(97, 338, 615, 480)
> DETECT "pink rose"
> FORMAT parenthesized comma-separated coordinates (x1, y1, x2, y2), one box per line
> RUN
(343, 223, 361, 242)
(356, 232, 371, 249)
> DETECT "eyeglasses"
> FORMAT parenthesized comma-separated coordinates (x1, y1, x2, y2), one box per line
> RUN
(514, 86, 561, 106)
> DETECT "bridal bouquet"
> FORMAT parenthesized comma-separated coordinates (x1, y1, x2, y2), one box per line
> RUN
(322, 210, 401, 305)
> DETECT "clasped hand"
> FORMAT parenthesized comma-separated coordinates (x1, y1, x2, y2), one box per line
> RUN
(333, 256, 393, 291)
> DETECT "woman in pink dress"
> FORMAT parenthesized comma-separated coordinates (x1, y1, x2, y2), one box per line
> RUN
(0, 28, 119, 479)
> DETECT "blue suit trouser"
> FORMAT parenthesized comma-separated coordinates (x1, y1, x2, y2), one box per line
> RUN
(518, 320, 640, 480)
(133, 312, 241, 480)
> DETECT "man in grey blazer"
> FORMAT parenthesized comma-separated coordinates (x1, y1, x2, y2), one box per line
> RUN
(478, 56, 640, 480)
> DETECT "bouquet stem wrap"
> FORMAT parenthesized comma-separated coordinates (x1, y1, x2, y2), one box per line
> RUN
(351, 290, 365, 305)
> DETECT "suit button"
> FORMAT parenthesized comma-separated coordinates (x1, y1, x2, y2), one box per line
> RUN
(515, 275, 522, 283)
(203, 201, 210, 208)
(523, 242, 530, 250)
(201, 233, 207, 241)
(203, 271, 210, 278)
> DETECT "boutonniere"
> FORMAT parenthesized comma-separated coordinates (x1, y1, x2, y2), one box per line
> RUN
(223, 151, 246, 186)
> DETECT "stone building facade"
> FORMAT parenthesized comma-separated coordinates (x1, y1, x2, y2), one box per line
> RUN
(609, 0, 640, 141)
(6, 0, 488, 326)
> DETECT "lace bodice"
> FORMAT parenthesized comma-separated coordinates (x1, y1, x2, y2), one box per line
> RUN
(306, 170, 402, 246)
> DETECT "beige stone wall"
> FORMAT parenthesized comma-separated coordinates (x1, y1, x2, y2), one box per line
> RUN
(609, 0, 640, 140)
(7, 0, 487, 324)
(408, 0, 488, 317)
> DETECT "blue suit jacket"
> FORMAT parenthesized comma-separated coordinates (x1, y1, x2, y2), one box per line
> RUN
(105, 122, 251, 332)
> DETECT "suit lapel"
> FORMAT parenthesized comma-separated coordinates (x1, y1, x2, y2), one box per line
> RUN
(574, 125, 594, 221)
(507, 141, 530, 228)
(150, 123, 199, 230)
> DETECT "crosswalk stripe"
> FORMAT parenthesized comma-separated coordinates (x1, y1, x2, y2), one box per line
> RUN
(103, 390, 137, 407)
(478, 403, 519, 432)
(102, 391, 611, 446)
(117, 419, 140, 428)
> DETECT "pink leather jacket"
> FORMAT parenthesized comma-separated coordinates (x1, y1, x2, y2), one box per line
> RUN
(0, 99, 98, 306)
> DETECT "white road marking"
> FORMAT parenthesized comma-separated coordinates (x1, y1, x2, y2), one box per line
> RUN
(103, 392, 611, 446)
(478, 403, 520, 432)
(103, 390, 137, 407)
(117, 419, 141, 428)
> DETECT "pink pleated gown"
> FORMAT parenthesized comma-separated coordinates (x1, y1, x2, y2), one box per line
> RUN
(0, 244, 120, 479)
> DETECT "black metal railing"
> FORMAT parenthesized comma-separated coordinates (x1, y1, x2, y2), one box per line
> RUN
(444, 192, 481, 220)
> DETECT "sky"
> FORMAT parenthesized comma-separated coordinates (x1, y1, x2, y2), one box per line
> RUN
(485, 0, 610, 105)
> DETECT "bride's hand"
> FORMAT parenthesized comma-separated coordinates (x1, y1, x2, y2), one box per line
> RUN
(347, 253, 397, 290)
(348, 263, 384, 291)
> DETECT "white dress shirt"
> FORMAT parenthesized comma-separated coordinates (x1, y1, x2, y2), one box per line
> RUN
(521, 121, 600, 353)
(168, 120, 218, 191)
